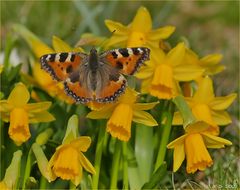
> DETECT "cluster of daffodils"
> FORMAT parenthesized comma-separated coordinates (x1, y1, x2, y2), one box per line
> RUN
(0, 6, 236, 189)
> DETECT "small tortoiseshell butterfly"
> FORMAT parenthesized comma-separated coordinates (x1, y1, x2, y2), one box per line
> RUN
(40, 47, 150, 103)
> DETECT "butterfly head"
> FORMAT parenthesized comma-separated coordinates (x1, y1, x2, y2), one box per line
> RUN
(89, 47, 99, 70)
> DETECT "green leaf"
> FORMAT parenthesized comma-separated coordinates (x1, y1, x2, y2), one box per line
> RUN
(141, 162, 167, 189)
(172, 95, 196, 129)
(127, 144, 142, 190)
(135, 124, 154, 183)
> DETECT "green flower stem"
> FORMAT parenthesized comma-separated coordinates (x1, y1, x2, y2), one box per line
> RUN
(110, 139, 121, 189)
(69, 181, 76, 190)
(92, 125, 105, 189)
(22, 149, 33, 190)
(39, 176, 47, 189)
(122, 142, 128, 189)
(154, 101, 174, 171)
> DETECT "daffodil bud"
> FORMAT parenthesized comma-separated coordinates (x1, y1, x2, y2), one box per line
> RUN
(36, 128, 53, 145)
(62, 115, 79, 144)
(2, 150, 22, 189)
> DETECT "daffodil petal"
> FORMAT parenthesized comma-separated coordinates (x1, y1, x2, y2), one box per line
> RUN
(209, 93, 237, 110)
(87, 104, 115, 119)
(167, 42, 185, 66)
(71, 137, 91, 152)
(135, 65, 155, 79)
(140, 77, 152, 94)
(148, 26, 175, 40)
(200, 54, 223, 66)
(52, 36, 72, 52)
(1, 112, 10, 122)
(211, 110, 232, 125)
(172, 111, 183, 125)
(131, 7, 152, 33)
(133, 102, 158, 111)
(132, 110, 157, 126)
(185, 121, 209, 134)
(193, 77, 215, 103)
(174, 64, 204, 81)
(167, 134, 187, 149)
(202, 133, 232, 148)
(79, 153, 96, 175)
(205, 65, 225, 75)
(29, 111, 55, 123)
(8, 83, 30, 107)
(71, 165, 82, 186)
(173, 143, 185, 172)
(24, 102, 52, 113)
(106, 35, 128, 48)
(0, 100, 13, 112)
(105, 20, 129, 35)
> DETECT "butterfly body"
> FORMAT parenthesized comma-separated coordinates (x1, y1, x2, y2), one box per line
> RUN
(40, 47, 150, 104)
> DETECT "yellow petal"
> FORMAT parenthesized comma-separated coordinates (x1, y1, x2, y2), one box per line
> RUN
(79, 153, 96, 175)
(107, 103, 133, 141)
(133, 102, 158, 111)
(173, 143, 185, 172)
(105, 20, 129, 35)
(135, 63, 155, 79)
(52, 36, 72, 52)
(140, 77, 152, 94)
(211, 110, 232, 125)
(0, 100, 13, 112)
(172, 111, 183, 125)
(131, 7, 152, 33)
(8, 83, 30, 107)
(192, 104, 217, 127)
(148, 26, 175, 40)
(132, 110, 158, 126)
(71, 166, 82, 187)
(24, 102, 52, 113)
(193, 77, 215, 104)
(53, 146, 80, 180)
(184, 121, 210, 134)
(71, 136, 91, 152)
(202, 133, 232, 148)
(167, 42, 185, 66)
(167, 134, 187, 149)
(87, 104, 115, 119)
(209, 93, 237, 110)
(200, 54, 223, 66)
(9, 108, 30, 145)
(174, 64, 204, 81)
(13, 24, 53, 58)
(29, 111, 55, 123)
(105, 35, 128, 48)
(185, 133, 213, 173)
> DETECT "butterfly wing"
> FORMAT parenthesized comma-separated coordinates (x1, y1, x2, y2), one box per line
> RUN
(99, 47, 150, 75)
(93, 63, 127, 103)
(40, 52, 94, 103)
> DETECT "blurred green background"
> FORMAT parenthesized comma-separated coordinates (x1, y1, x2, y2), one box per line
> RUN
(1, 0, 239, 188)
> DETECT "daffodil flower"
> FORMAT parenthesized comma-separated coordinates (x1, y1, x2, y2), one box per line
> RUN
(48, 137, 96, 186)
(87, 88, 158, 141)
(136, 43, 204, 99)
(105, 6, 175, 48)
(46, 115, 95, 186)
(13, 24, 83, 103)
(167, 122, 232, 173)
(173, 77, 237, 134)
(0, 83, 55, 145)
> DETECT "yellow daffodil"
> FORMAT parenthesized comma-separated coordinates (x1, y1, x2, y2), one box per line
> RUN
(13, 24, 84, 104)
(0, 83, 55, 145)
(173, 77, 237, 134)
(185, 47, 225, 76)
(167, 122, 232, 173)
(136, 43, 204, 99)
(48, 137, 96, 186)
(105, 6, 175, 48)
(87, 88, 158, 141)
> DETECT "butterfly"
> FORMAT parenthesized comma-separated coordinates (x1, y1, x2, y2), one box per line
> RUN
(40, 47, 150, 104)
